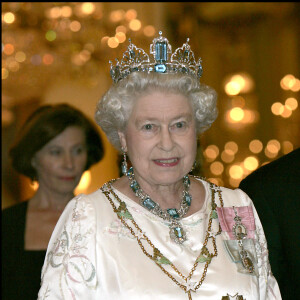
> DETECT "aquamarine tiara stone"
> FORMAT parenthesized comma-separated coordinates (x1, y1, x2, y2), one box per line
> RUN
(109, 31, 203, 83)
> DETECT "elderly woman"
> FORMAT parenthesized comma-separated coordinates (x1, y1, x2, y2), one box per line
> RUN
(2, 103, 104, 300)
(38, 33, 281, 299)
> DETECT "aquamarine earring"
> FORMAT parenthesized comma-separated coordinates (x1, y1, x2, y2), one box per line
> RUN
(121, 149, 128, 175)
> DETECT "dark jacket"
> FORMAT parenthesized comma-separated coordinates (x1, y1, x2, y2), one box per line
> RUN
(2, 201, 46, 300)
(239, 147, 300, 300)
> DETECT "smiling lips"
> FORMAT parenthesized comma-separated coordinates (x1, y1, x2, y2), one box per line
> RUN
(153, 158, 180, 167)
(59, 176, 76, 181)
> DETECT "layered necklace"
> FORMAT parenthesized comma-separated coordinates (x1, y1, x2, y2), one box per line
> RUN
(101, 177, 224, 299)
(125, 166, 191, 244)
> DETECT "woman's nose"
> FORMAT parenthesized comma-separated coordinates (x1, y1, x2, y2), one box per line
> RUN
(158, 127, 175, 151)
(62, 153, 74, 169)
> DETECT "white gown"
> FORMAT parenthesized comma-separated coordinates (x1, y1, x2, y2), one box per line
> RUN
(38, 178, 282, 299)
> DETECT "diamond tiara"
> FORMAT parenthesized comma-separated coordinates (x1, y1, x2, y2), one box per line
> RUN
(109, 31, 203, 83)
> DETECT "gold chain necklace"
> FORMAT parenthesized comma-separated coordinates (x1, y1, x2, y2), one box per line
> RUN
(101, 177, 224, 299)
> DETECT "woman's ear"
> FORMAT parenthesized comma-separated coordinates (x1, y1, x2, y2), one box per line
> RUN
(118, 131, 127, 152)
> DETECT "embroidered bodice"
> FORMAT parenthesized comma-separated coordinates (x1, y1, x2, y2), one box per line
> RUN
(38, 178, 281, 300)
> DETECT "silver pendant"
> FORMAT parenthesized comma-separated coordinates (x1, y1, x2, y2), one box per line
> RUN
(232, 206, 254, 274)
(169, 221, 186, 244)
(232, 223, 247, 240)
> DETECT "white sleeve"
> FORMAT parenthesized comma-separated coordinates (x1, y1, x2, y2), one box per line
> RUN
(37, 194, 98, 299)
(236, 189, 282, 300)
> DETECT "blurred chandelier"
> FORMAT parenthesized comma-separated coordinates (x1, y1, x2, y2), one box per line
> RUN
(2, 2, 156, 102)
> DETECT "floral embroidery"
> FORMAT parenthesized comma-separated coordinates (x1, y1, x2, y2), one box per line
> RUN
(103, 219, 135, 240)
(254, 226, 270, 279)
(39, 195, 97, 300)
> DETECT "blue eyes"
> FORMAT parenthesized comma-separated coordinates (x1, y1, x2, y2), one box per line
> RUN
(141, 121, 188, 132)
(174, 121, 185, 129)
(143, 124, 154, 130)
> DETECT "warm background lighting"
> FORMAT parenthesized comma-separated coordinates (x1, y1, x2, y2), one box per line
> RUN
(249, 140, 263, 153)
(75, 171, 92, 195)
(1, 3, 299, 205)
(129, 19, 142, 31)
(3, 12, 16, 24)
(203, 145, 219, 162)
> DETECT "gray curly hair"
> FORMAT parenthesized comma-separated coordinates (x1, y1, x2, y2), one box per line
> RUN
(95, 72, 218, 151)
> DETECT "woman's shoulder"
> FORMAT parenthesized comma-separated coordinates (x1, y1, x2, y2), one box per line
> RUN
(193, 176, 252, 207)
(70, 186, 108, 205)
(2, 200, 28, 221)
(219, 185, 251, 206)
(64, 184, 114, 218)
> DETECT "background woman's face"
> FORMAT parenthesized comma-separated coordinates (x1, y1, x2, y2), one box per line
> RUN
(32, 126, 88, 196)
(119, 91, 197, 189)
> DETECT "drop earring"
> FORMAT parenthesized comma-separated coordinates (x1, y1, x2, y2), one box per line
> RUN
(121, 149, 128, 175)
(190, 161, 197, 173)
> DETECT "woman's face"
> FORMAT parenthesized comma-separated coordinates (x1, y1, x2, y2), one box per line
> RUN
(32, 126, 88, 196)
(119, 91, 197, 189)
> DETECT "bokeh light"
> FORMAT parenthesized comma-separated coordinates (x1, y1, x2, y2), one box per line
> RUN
(143, 25, 156, 37)
(243, 156, 259, 171)
(110, 10, 125, 22)
(3, 44, 15, 55)
(282, 141, 293, 154)
(285, 97, 298, 111)
(129, 19, 142, 31)
(8, 61, 20, 72)
(108, 37, 119, 48)
(70, 21, 81, 32)
(204, 145, 219, 162)
(229, 107, 245, 122)
(224, 72, 254, 95)
(2, 68, 9, 79)
(225, 81, 241, 96)
(125, 9, 137, 21)
(61, 6, 72, 18)
(225, 141, 238, 154)
(116, 25, 127, 33)
(45, 30, 57, 41)
(81, 3, 96, 15)
(271, 102, 284, 115)
(210, 161, 224, 176)
(101, 36, 109, 45)
(3, 12, 15, 24)
(280, 106, 292, 118)
(265, 139, 280, 158)
(30, 54, 42, 65)
(115, 32, 126, 43)
(249, 139, 263, 153)
(229, 165, 244, 179)
(280, 74, 296, 90)
(15, 51, 26, 62)
(221, 150, 234, 163)
(42, 54, 54, 65)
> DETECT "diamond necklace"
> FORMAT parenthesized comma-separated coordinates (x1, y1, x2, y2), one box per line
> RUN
(125, 166, 192, 244)
(101, 178, 223, 300)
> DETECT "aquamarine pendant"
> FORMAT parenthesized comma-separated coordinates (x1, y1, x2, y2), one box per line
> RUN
(169, 221, 186, 244)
